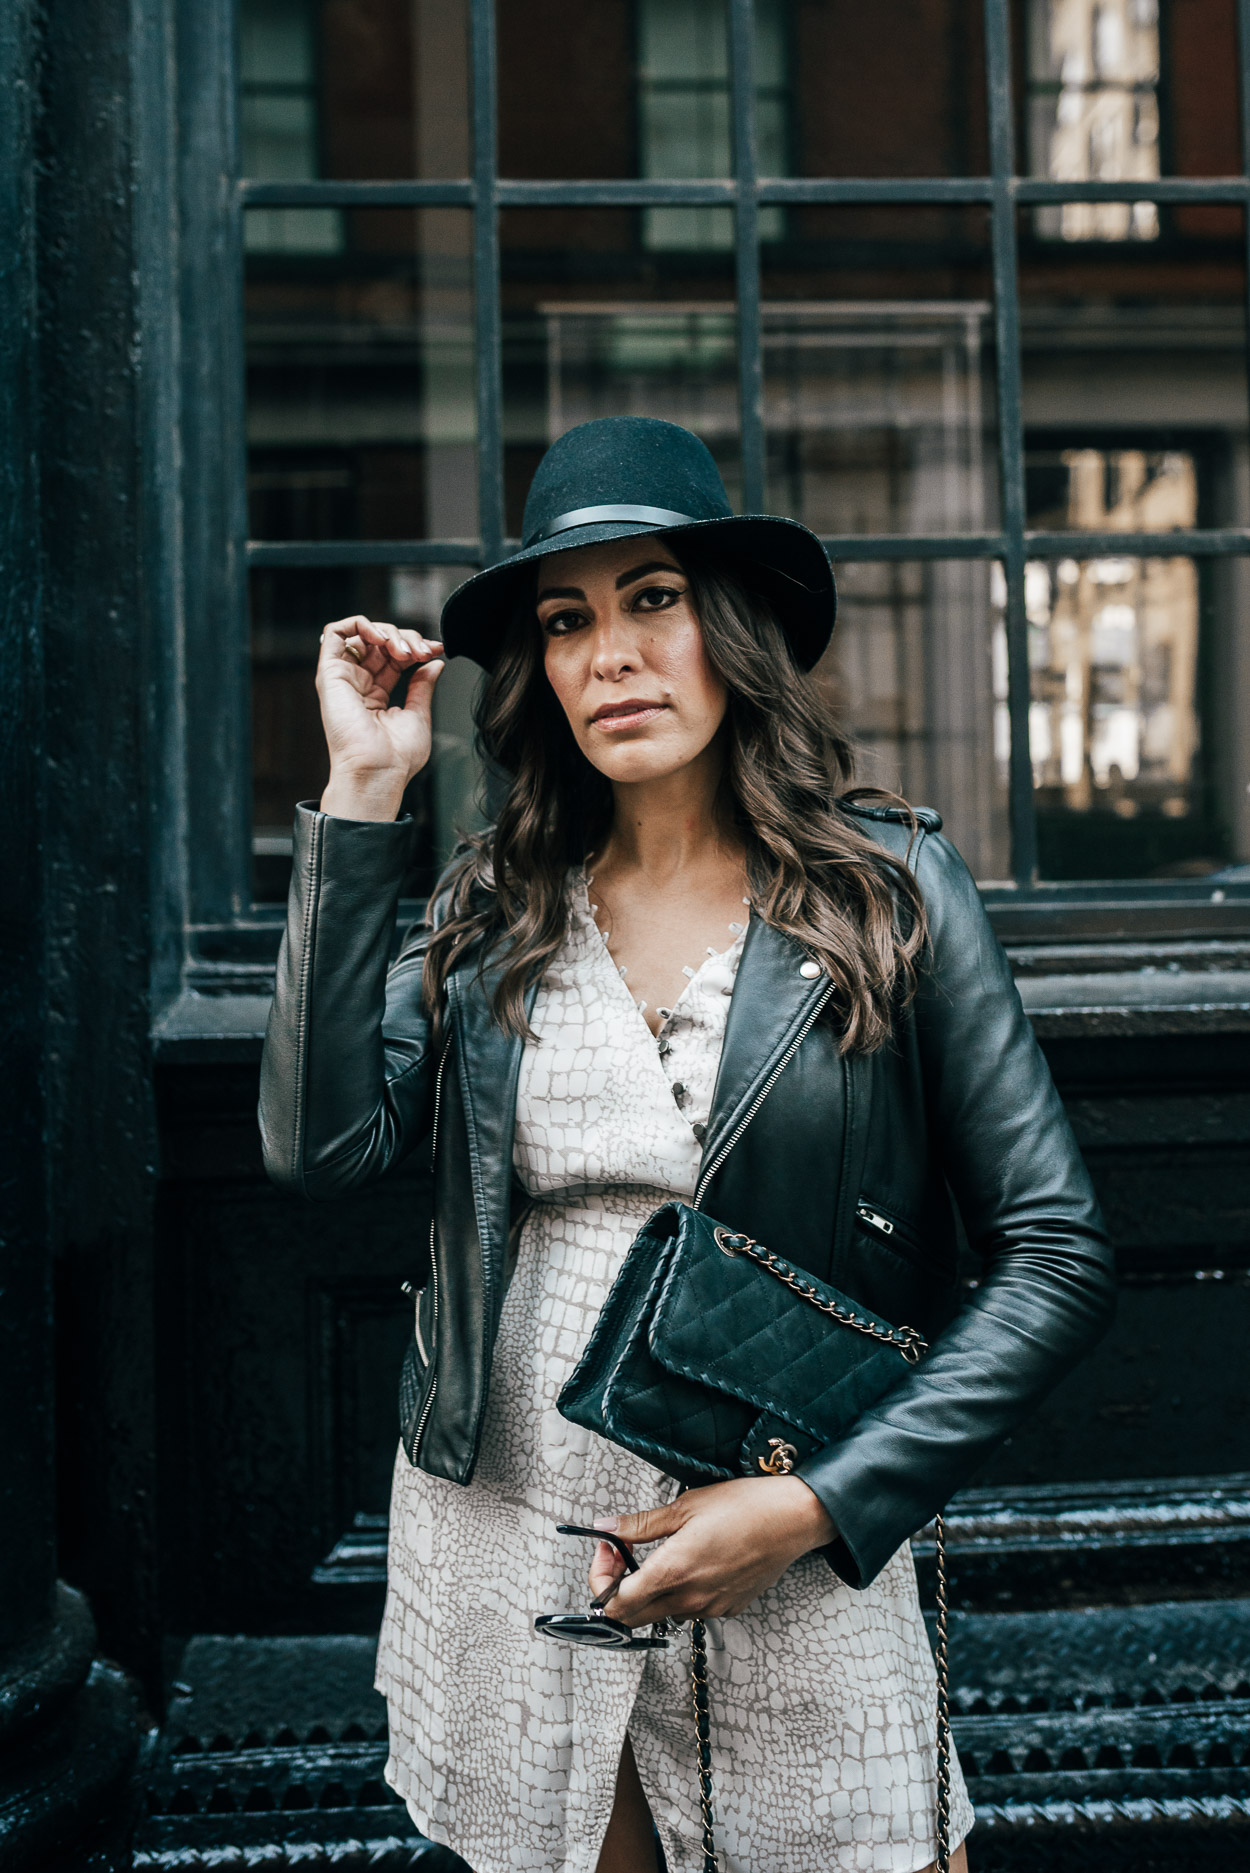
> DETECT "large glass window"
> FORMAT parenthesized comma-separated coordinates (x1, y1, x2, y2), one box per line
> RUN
(1013, 449, 1218, 877)
(229, 0, 1250, 918)
(638, 0, 790, 250)
(240, 0, 341, 252)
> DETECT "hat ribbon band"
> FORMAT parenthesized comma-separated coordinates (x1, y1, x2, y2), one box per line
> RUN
(529, 503, 701, 543)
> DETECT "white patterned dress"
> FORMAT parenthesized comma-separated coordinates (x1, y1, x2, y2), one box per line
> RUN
(375, 876, 974, 1873)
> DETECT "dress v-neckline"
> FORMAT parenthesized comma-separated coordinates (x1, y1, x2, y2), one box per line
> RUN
(570, 869, 746, 1040)
(565, 871, 746, 1150)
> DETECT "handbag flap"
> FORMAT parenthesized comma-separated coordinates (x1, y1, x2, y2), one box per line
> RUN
(557, 1204, 680, 1444)
(646, 1205, 909, 1446)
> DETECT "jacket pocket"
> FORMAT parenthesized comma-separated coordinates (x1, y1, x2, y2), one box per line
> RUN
(854, 1198, 923, 1259)
(401, 1276, 433, 1369)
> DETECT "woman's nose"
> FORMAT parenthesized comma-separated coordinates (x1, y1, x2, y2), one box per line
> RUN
(589, 617, 638, 680)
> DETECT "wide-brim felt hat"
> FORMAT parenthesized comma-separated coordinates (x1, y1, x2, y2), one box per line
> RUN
(439, 417, 836, 672)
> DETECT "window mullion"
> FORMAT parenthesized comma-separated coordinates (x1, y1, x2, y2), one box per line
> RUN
(728, 0, 765, 515)
(984, 0, 1038, 889)
(183, 0, 252, 921)
(471, 0, 504, 566)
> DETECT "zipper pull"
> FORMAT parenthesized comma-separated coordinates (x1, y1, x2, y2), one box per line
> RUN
(855, 1203, 895, 1239)
(401, 1280, 418, 1298)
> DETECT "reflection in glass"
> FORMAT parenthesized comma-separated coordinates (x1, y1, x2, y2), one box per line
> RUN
(241, 0, 470, 185)
(500, 209, 737, 533)
(815, 563, 1008, 882)
(545, 306, 742, 507)
(639, 0, 790, 250)
(1027, 0, 1160, 241)
(992, 447, 1232, 878)
(244, 208, 477, 545)
(241, 0, 342, 252)
(762, 303, 992, 535)
(543, 300, 993, 538)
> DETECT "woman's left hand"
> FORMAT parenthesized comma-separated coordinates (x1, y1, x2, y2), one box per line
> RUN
(588, 1477, 836, 1625)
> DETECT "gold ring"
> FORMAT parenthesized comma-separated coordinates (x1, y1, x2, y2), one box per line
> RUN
(344, 641, 364, 664)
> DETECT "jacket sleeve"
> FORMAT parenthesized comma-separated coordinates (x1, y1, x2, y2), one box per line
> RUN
(258, 801, 437, 1199)
(796, 831, 1116, 1588)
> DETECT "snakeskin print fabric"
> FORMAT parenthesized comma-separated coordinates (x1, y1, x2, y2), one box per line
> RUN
(375, 876, 974, 1873)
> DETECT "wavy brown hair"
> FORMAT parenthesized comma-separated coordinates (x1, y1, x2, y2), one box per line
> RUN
(421, 538, 929, 1053)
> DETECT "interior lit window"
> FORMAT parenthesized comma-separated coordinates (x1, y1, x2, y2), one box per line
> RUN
(1027, 0, 1161, 241)
(638, 0, 790, 250)
(993, 449, 1223, 877)
(240, 0, 342, 253)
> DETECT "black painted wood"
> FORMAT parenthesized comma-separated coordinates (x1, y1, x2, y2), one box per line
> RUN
(177, 0, 252, 925)
(35, 0, 168, 1696)
(137, 1019, 1250, 1645)
(0, 0, 145, 1860)
(3, 0, 1246, 1860)
(0, 0, 53, 1660)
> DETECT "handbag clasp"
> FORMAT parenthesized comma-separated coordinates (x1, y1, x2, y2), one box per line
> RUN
(757, 1437, 799, 1475)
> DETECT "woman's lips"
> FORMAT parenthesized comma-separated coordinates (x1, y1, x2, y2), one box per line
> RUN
(590, 701, 667, 732)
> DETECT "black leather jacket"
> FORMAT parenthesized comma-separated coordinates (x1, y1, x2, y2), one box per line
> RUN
(259, 798, 1114, 1590)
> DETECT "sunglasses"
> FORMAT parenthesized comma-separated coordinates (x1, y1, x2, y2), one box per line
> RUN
(534, 1523, 671, 1651)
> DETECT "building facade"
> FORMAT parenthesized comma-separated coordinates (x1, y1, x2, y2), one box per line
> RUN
(2, 0, 1250, 1866)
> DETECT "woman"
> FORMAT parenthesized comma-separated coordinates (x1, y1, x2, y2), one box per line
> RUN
(260, 417, 1115, 1873)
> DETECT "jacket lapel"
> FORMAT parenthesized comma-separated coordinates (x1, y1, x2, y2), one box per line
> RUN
(447, 920, 832, 1244)
(699, 917, 833, 1185)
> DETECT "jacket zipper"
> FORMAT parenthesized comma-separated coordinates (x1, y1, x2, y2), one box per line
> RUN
(855, 1203, 897, 1243)
(854, 1200, 921, 1252)
(291, 811, 325, 1188)
(412, 1039, 449, 1458)
(693, 983, 835, 1210)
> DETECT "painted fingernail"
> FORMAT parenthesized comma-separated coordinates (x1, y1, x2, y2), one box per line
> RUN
(593, 1516, 620, 1532)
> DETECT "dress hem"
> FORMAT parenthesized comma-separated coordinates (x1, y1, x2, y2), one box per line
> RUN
(393, 1770, 974, 1873)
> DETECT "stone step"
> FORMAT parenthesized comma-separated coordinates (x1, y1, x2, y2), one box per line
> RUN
(135, 1600, 1250, 1868)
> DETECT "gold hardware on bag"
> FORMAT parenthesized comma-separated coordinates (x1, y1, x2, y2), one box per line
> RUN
(713, 1226, 754, 1256)
(757, 1438, 798, 1475)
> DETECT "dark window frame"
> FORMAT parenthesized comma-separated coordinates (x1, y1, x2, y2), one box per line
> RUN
(177, 0, 1250, 982)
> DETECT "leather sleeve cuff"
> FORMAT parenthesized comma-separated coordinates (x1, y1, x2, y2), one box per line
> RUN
(292, 798, 415, 880)
(795, 1445, 884, 1590)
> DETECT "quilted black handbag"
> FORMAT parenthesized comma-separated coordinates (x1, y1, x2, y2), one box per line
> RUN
(556, 1199, 952, 1873)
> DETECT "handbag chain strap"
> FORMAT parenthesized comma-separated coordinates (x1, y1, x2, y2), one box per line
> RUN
(715, 1227, 928, 1364)
(690, 1229, 951, 1873)
(689, 1617, 718, 1870)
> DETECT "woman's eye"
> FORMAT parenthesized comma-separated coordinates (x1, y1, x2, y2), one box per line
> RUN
(632, 584, 682, 612)
(542, 608, 587, 637)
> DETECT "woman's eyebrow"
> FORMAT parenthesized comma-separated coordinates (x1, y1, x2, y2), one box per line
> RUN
(536, 584, 586, 603)
(615, 560, 682, 589)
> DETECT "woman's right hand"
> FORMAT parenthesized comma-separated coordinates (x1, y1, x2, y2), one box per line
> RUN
(316, 614, 445, 821)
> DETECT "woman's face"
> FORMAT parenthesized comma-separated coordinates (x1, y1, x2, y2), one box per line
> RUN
(536, 537, 728, 785)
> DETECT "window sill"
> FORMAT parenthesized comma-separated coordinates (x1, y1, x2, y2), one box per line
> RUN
(1018, 967, 1250, 1039)
(152, 953, 1250, 1064)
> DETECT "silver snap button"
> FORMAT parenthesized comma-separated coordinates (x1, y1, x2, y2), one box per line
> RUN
(799, 960, 821, 979)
